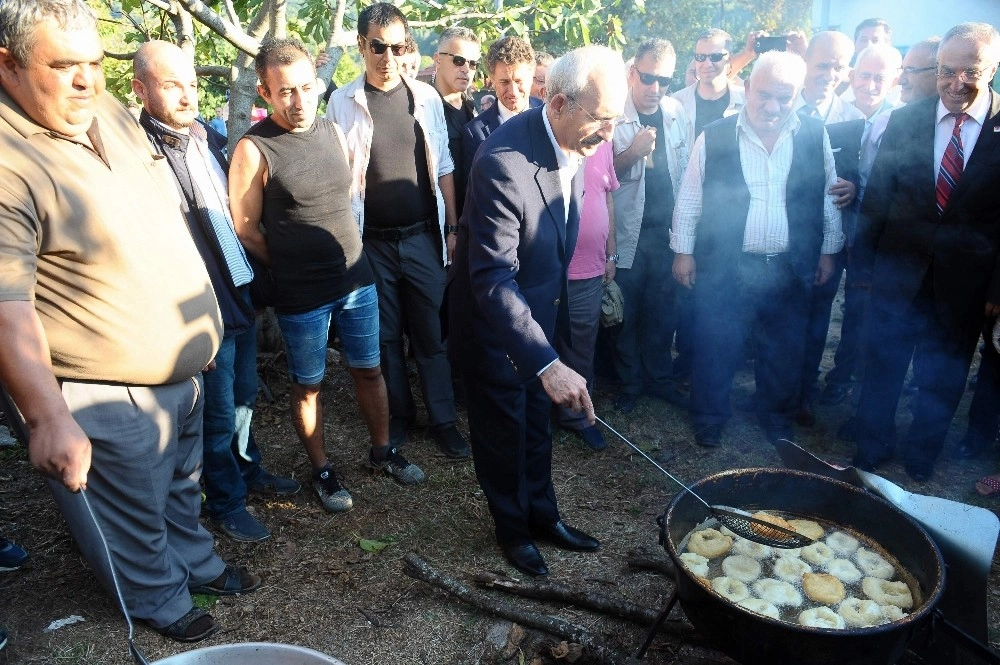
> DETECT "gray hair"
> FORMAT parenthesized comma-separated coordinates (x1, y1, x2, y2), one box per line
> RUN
(438, 26, 478, 50)
(0, 0, 96, 65)
(854, 43, 902, 71)
(547, 45, 625, 100)
(941, 22, 1000, 61)
(749, 50, 807, 88)
(910, 36, 942, 60)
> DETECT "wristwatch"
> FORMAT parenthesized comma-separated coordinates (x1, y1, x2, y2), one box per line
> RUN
(606, 253, 619, 265)
(446, 224, 460, 234)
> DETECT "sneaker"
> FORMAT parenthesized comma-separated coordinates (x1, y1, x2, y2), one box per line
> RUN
(211, 509, 270, 543)
(0, 537, 28, 572)
(369, 446, 426, 485)
(247, 470, 302, 496)
(312, 467, 353, 513)
(429, 425, 472, 459)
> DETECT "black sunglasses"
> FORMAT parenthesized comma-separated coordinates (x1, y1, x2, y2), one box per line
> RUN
(694, 52, 728, 63)
(634, 69, 672, 88)
(363, 36, 406, 57)
(438, 52, 479, 70)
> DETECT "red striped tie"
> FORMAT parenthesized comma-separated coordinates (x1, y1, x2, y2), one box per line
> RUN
(935, 112, 969, 215)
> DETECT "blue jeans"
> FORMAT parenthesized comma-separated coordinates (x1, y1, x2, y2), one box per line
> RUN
(202, 318, 264, 520)
(277, 284, 381, 385)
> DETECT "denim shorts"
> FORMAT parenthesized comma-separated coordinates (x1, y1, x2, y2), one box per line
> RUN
(277, 284, 380, 384)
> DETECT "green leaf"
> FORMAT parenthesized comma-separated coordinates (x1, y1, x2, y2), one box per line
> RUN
(359, 538, 391, 553)
(191, 594, 218, 610)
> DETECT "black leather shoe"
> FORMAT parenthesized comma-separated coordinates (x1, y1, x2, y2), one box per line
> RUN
(837, 417, 859, 442)
(905, 463, 933, 483)
(694, 424, 722, 447)
(429, 425, 472, 459)
(614, 393, 638, 414)
(795, 400, 816, 428)
(500, 542, 548, 576)
(532, 520, 600, 551)
(954, 434, 992, 460)
(647, 383, 689, 409)
(819, 383, 851, 406)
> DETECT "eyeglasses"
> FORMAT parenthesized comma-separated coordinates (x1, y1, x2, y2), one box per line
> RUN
(567, 96, 626, 129)
(901, 65, 936, 75)
(362, 36, 406, 57)
(634, 69, 672, 88)
(694, 52, 728, 63)
(936, 66, 992, 83)
(438, 52, 479, 70)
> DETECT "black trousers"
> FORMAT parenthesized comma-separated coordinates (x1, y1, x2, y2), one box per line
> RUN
(463, 368, 559, 546)
(966, 319, 1000, 444)
(691, 254, 811, 430)
(854, 275, 982, 469)
(800, 251, 845, 395)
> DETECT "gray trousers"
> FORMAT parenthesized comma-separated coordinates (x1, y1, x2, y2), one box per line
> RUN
(364, 229, 456, 429)
(555, 276, 604, 430)
(48, 377, 225, 628)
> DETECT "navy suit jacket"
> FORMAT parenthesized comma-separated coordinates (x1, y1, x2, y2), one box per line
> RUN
(447, 106, 582, 385)
(461, 96, 543, 181)
(856, 94, 1000, 336)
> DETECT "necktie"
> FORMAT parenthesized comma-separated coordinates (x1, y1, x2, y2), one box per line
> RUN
(935, 112, 969, 215)
(798, 105, 819, 119)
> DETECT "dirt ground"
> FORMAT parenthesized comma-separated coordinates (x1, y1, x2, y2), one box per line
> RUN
(1, 294, 999, 665)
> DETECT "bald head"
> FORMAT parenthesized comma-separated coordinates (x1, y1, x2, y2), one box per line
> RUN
(802, 31, 855, 105)
(132, 40, 199, 131)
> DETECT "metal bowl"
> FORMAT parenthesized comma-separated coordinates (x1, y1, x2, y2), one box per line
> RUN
(152, 642, 348, 664)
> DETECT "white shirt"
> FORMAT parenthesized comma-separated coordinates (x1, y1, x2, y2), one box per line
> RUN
(794, 93, 865, 124)
(497, 99, 520, 125)
(934, 92, 991, 181)
(671, 108, 844, 256)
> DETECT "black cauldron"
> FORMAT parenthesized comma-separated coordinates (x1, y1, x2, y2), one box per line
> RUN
(661, 468, 946, 665)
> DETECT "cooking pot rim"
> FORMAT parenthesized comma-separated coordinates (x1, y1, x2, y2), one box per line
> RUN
(662, 467, 947, 636)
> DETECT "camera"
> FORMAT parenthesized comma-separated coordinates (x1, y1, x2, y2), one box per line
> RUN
(754, 36, 787, 53)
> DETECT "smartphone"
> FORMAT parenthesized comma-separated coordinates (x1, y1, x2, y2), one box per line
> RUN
(754, 36, 787, 53)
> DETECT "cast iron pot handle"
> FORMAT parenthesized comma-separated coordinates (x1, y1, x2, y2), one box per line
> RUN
(932, 608, 1000, 664)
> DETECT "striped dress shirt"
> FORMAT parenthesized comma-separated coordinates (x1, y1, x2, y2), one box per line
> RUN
(670, 109, 844, 256)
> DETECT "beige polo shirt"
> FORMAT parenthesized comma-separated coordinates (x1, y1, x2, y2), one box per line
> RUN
(0, 87, 221, 385)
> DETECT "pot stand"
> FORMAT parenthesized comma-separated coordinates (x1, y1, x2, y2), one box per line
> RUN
(634, 588, 679, 659)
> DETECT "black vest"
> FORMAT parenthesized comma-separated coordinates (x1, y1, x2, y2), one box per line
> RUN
(695, 115, 827, 288)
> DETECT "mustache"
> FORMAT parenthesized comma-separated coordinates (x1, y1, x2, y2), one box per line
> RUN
(581, 132, 605, 149)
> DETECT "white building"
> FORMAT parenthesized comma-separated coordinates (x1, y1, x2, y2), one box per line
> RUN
(813, 0, 1000, 48)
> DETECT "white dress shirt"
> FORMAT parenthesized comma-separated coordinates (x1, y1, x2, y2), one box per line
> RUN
(933, 92, 991, 181)
(671, 108, 844, 256)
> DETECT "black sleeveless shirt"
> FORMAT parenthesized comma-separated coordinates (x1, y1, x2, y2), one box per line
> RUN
(244, 116, 373, 313)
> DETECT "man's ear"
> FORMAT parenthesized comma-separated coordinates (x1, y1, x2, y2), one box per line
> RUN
(0, 47, 20, 84)
(131, 78, 145, 100)
(256, 83, 269, 103)
(549, 92, 569, 116)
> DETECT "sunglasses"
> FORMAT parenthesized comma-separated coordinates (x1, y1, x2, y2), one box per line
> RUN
(362, 36, 406, 57)
(694, 52, 728, 63)
(634, 69, 672, 88)
(438, 52, 479, 70)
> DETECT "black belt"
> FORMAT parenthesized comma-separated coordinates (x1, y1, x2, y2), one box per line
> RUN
(363, 219, 430, 241)
(742, 252, 789, 264)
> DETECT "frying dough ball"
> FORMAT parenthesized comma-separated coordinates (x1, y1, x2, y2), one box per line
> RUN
(838, 597, 884, 627)
(801, 542, 835, 566)
(733, 538, 774, 559)
(776, 547, 802, 559)
(826, 558, 864, 584)
(862, 577, 913, 610)
(711, 576, 750, 603)
(750, 512, 795, 542)
(719, 525, 738, 539)
(688, 528, 734, 559)
(802, 572, 846, 605)
(798, 606, 847, 630)
(825, 530, 860, 556)
(752, 578, 803, 607)
(788, 519, 825, 541)
(880, 604, 908, 622)
(855, 547, 895, 580)
(773, 556, 812, 583)
(737, 598, 781, 620)
(721, 554, 762, 583)
(680, 552, 710, 578)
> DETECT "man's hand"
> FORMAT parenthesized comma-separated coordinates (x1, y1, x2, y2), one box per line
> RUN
(29, 414, 92, 492)
(539, 360, 594, 424)
(446, 232, 457, 266)
(673, 253, 697, 288)
(829, 177, 856, 209)
(786, 31, 808, 57)
(815, 254, 836, 285)
(631, 126, 657, 157)
(603, 260, 616, 284)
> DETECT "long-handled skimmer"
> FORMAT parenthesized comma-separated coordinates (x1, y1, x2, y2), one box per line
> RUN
(595, 416, 815, 549)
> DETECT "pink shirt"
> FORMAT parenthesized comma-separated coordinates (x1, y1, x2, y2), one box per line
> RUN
(569, 141, 619, 280)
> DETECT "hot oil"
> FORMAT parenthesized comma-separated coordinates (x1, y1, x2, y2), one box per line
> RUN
(677, 512, 922, 629)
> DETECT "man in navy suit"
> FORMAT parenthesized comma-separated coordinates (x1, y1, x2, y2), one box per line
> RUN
(447, 46, 628, 577)
(461, 36, 541, 176)
(850, 22, 1000, 481)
